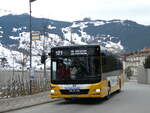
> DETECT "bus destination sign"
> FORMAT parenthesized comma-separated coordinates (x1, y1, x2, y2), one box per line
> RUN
(54, 49, 87, 56)
(71, 50, 87, 55)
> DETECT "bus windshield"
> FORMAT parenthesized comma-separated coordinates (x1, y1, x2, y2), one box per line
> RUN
(51, 56, 101, 84)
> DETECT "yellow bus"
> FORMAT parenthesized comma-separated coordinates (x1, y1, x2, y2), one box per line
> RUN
(49, 45, 124, 100)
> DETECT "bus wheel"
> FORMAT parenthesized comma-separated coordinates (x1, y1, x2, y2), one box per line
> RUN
(105, 83, 111, 100)
(118, 80, 122, 92)
(64, 98, 72, 101)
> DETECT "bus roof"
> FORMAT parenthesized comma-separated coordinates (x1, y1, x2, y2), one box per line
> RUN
(50, 45, 119, 57)
(51, 44, 101, 49)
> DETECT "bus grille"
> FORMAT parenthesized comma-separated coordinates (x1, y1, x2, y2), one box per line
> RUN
(60, 89, 89, 95)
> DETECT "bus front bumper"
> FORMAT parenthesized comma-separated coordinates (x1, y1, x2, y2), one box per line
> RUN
(50, 89, 107, 99)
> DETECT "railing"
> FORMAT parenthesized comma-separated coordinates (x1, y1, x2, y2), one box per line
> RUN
(0, 71, 50, 99)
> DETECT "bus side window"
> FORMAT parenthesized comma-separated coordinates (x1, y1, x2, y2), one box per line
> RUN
(101, 53, 107, 73)
(52, 61, 57, 80)
(94, 57, 100, 74)
(101, 53, 106, 65)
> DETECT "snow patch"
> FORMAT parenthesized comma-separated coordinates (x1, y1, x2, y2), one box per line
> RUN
(48, 25, 56, 29)
(105, 41, 124, 53)
(12, 27, 26, 32)
(0, 31, 4, 34)
(93, 21, 105, 26)
(71, 22, 88, 29)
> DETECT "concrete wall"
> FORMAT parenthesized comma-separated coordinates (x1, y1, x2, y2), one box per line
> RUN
(147, 69, 150, 84)
(137, 66, 150, 84)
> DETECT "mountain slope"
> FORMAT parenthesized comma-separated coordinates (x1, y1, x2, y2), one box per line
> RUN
(1, 14, 150, 52)
(1, 14, 150, 69)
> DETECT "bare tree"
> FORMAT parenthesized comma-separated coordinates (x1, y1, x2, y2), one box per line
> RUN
(1, 57, 8, 67)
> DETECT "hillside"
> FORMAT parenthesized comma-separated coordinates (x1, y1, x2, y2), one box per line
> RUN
(0, 14, 150, 69)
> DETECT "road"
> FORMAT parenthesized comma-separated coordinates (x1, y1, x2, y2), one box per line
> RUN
(5, 82, 150, 113)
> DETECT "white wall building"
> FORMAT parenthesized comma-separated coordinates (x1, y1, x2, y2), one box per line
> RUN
(123, 48, 150, 79)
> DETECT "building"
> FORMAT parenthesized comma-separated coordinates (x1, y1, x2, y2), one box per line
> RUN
(123, 48, 150, 79)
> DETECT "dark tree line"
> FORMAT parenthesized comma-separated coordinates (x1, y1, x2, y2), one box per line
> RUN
(144, 55, 150, 68)
(1, 57, 8, 67)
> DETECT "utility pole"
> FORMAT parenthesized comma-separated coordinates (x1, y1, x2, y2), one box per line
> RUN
(12, 55, 15, 78)
(70, 27, 73, 45)
(43, 37, 46, 80)
(42, 22, 47, 80)
(29, 0, 36, 94)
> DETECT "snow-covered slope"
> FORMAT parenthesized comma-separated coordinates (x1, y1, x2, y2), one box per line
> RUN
(1, 14, 149, 70)
(62, 21, 124, 53)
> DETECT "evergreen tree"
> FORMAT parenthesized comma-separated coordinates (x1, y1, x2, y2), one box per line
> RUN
(1, 58, 7, 67)
(144, 56, 150, 68)
(125, 67, 133, 80)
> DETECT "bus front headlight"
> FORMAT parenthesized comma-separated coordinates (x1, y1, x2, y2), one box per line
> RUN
(50, 89, 55, 94)
(95, 89, 101, 93)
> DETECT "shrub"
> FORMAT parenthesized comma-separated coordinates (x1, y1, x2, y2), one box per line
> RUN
(125, 67, 133, 80)
(144, 56, 150, 68)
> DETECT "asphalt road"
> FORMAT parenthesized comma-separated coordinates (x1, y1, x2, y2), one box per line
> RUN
(5, 82, 150, 113)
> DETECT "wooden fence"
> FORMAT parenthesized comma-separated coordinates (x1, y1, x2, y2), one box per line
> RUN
(0, 72, 50, 99)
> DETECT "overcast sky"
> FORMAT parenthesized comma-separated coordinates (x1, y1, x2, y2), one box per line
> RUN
(0, 0, 150, 25)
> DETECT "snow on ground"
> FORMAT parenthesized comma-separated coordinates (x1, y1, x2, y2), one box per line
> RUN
(71, 33, 87, 45)
(71, 22, 88, 29)
(47, 25, 56, 29)
(0, 32, 49, 71)
(12, 27, 26, 32)
(93, 21, 105, 26)
(62, 26, 87, 45)
(0, 44, 22, 69)
(0, 27, 3, 38)
(105, 41, 124, 53)
(0, 19, 125, 70)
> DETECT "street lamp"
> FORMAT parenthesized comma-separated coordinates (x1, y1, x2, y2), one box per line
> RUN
(29, 0, 36, 94)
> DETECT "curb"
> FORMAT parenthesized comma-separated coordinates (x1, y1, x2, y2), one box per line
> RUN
(0, 92, 60, 113)
(0, 99, 60, 113)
